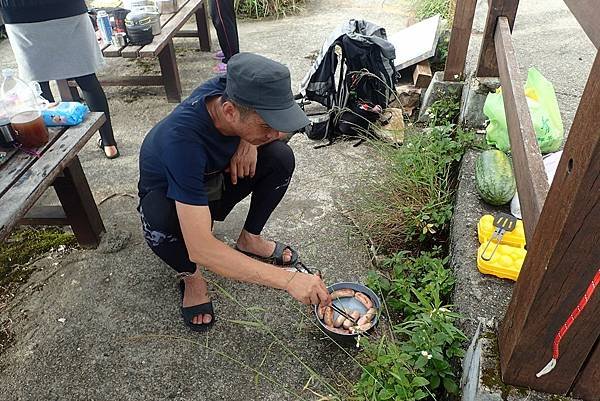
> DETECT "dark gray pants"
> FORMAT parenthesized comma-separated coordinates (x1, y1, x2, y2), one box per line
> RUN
(209, 0, 239, 62)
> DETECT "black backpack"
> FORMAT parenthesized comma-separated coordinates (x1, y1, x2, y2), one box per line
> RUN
(300, 20, 398, 146)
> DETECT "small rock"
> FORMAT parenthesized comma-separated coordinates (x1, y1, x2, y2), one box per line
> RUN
(57, 318, 66, 323)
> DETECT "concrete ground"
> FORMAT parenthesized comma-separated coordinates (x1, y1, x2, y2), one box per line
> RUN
(0, 1, 411, 400)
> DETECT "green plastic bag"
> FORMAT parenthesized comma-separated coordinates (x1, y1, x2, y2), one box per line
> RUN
(483, 67, 564, 154)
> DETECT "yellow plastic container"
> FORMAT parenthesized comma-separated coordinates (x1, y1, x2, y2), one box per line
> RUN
(477, 242, 526, 281)
(477, 214, 526, 248)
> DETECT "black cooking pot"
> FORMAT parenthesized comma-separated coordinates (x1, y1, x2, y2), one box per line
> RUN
(313, 282, 381, 346)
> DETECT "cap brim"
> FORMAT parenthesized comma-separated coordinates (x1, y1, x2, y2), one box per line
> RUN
(255, 101, 310, 133)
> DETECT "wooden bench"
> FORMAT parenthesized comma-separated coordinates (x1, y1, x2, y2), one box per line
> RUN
(0, 113, 107, 248)
(97, 0, 211, 103)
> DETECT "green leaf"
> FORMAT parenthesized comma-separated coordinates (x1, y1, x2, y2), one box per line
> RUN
(443, 377, 459, 394)
(414, 356, 428, 369)
(429, 374, 441, 389)
(414, 389, 428, 400)
(412, 377, 430, 387)
(378, 388, 395, 400)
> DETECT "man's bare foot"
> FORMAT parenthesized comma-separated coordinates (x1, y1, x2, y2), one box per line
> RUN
(183, 272, 212, 325)
(236, 230, 293, 264)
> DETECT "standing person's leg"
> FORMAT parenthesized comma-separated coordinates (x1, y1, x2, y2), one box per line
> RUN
(209, 0, 239, 71)
(38, 81, 55, 102)
(73, 73, 119, 159)
(210, 140, 297, 264)
(139, 190, 214, 330)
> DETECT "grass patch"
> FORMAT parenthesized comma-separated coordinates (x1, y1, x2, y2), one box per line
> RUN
(0, 227, 75, 287)
(351, 125, 476, 254)
(235, 0, 306, 19)
(411, 0, 455, 22)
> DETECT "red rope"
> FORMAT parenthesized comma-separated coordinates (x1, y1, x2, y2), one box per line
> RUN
(537, 268, 600, 377)
(552, 268, 600, 360)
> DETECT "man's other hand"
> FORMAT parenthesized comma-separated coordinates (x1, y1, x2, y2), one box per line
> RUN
(228, 139, 258, 185)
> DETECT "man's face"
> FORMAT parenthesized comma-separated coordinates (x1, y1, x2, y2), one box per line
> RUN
(233, 110, 283, 145)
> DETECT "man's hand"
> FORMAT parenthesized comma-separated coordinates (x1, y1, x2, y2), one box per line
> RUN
(285, 272, 332, 306)
(228, 140, 257, 185)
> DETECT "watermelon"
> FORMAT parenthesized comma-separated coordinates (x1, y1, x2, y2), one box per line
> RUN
(475, 150, 517, 205)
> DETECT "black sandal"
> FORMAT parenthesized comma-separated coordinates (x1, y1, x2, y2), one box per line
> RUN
(236, 241, 299, 266)
(97, 137, 120, 160)
(178, 281, 215, 332)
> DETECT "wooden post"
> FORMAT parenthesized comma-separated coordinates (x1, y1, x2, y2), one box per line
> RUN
(195, 1, 211, 52)
(53, 157, 105, 248)
(56, 80, 81, 102)
(573, 342, 600, 400)
(158, 40, 182, 103)
(476, 0, 520, 77)
(498, 52, 600, 396)
(494, 17, 548, 241)
(443, 0, 477, 81)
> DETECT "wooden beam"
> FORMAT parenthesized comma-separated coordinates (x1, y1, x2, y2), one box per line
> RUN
(99, 76, 164, 87)
(563, 0, 600, 49)
(174, 29, 199, 37)
(498, 52, 600, 395)
(494, 17, 548, 240)
(444, 0, 477, 81)
(476, 0, 520, 77)
(573, 338, 600, 399)
(413, 60, 433, 88)
(20, 205, 68, 226)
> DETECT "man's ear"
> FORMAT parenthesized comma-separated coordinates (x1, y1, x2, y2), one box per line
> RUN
(221, 101, 239, 122)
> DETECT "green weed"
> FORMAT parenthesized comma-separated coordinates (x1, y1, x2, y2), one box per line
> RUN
(235, 0, 305, 19)
(352, 125, 475, 253)
(412, 0, 455, 22)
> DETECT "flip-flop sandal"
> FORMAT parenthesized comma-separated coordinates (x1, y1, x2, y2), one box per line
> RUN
(178, 281, 215, 332)
(97, 137, 120, 159)
(236, 241, 299, 266)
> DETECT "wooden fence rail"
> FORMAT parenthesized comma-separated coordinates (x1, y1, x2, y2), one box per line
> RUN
(444, 0, 600, 398)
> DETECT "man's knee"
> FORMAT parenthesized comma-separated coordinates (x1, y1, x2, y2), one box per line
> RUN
(139, 190, 180, 235)
(259, 140, 295, 175)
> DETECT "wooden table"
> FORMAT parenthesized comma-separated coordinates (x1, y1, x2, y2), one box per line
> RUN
(95, 0, 211, 103)
(0, 112, 107, 248)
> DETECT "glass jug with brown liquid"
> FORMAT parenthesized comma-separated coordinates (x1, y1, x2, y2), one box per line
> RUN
(0, 69, 49, 148)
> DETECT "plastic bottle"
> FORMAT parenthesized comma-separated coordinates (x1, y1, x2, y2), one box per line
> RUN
(0, 68, 48, 148)
(0, 99, 16, 148)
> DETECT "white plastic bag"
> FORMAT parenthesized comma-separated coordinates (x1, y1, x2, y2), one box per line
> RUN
(511, 151, 563, 219)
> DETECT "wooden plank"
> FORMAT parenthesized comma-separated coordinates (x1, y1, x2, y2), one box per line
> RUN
(498, 52, 600, 395)
(53, 157, 105, 248)
(413, 60, 433, 88)
(158, 40, 182, 103)
(444, 0, 478, 81)
(20, 205, 68, 226)
(573, 339, 600, 399)
(564, 0, 600, 49)
(139, 0, 203, 57)
(0, 128, 63, 199)
(476, 0, 520, 77)
(99, 76, 164, 87)
(494, 17, 548, 240)
(174, 29, 199, 37)
(102, 44, 126, 57)
(195, 1, 211, 52)
(0, 113, 106, 242)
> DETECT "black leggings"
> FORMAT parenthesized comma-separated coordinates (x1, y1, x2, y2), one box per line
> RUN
(139, 140, 295, 273)
(209, 0, 239, 63)
(39, 73, 117, 147)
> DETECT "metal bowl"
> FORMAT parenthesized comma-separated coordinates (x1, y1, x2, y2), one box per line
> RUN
(313, 282, 381, 345)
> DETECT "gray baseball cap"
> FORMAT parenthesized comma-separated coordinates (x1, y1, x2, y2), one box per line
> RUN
(225, 53, 310, 133)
